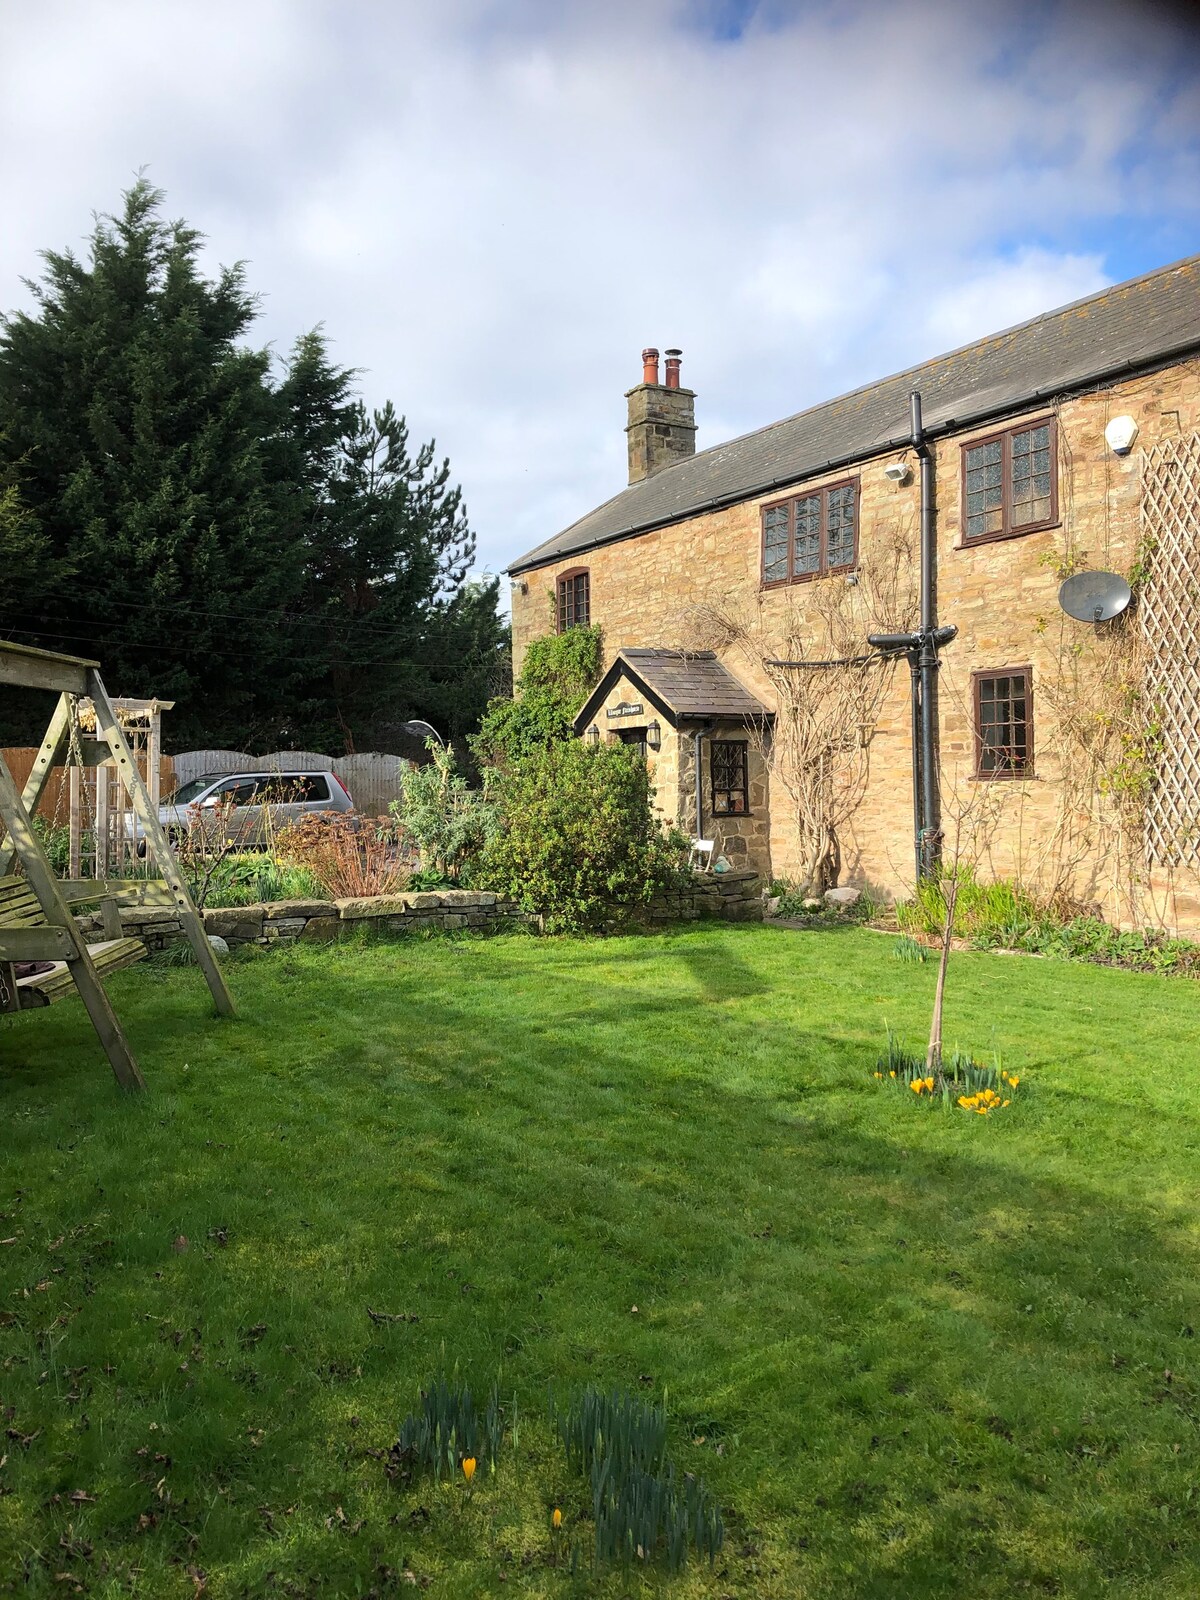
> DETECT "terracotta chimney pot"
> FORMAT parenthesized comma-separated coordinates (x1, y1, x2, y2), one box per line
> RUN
(664, 349, 682, 390)
(641, 347, 660, 385)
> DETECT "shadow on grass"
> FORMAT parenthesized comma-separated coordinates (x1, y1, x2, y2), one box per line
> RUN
(1, 928, 1198, 1596)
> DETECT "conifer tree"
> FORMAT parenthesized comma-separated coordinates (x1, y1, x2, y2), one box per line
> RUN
(0, 179, 304, 743)
(0, 183, 507, 752)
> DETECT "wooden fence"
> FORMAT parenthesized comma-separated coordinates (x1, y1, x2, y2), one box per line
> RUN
(2, 748, 175, 824)
(2, 747, 409, 822)
(169, 750, 410, 817)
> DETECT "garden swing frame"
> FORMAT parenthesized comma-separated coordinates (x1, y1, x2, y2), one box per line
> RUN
(0, 641, 234, 1090)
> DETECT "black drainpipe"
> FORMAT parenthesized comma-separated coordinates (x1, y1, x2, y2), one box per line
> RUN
(907, 649, 923, 884)
(868, 391, 955, 883)
(912, 390, 942, 879)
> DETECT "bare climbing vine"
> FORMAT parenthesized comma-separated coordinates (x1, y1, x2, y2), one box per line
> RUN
(1031, 544, 1157, 918)
(678, 534, 918, 893)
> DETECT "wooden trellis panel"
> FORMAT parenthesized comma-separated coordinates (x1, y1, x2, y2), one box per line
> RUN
(1141, 433, 1200, 867)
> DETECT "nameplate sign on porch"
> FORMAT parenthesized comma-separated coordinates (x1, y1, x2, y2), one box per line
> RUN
(606, 701, 644, 719)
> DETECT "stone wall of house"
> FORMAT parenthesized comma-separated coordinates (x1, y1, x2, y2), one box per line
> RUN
(511, 356, 1200, 932)
(585, 675, 772, 877)
(76, 875, 763, 951)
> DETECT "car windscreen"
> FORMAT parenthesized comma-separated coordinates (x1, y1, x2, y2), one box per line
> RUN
(172, 777, 218, 804)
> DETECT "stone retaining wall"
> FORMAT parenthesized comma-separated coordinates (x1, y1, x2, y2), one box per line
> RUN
(75, 871, 763, 951)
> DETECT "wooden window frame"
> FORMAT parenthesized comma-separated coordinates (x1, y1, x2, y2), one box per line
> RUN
(556, 567, 590, 632)
(710, 739, 751, 817)
(959, 417, 1058, 546)
(973, 666, 1034, 781)
(760, 477, 860, 589)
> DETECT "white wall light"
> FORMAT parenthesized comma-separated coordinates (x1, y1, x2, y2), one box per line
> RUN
(1104, 415, 1139, 455)
(883, 460, 911, 483)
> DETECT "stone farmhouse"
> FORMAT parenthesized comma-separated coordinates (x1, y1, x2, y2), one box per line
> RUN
(507, 259, 1200, 931)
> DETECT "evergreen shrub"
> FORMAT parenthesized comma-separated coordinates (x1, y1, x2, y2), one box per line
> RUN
(478, 741, 689, 933)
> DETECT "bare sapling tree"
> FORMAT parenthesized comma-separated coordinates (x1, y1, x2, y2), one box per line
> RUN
(922, 678, 1008, 1078)
(680, 534, 918, 893)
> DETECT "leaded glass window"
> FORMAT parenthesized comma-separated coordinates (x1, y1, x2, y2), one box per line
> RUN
(711, 740, 749, 815)
(1011, 423, 1053, 528)
(763, 504, 790, 584)
(760, 479, 858, 586)
(964, 437, 1004, 540)
(826, 483, 857, 569)
(793, 495, 822, 576)
(963, 419, 1057, 542)
(975, 670, 1033, 778)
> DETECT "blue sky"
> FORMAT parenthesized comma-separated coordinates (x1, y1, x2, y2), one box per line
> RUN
(1, 0, 1197, 590)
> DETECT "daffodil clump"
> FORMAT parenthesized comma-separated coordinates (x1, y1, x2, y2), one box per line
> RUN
(875, 1031, 1023, 1115)
(555, 1386, 723, 1573)
(390, 1368, 507, 1484)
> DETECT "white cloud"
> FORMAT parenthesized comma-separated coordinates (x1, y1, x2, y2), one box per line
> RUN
(1, 0, 1198, 590)
(918, 248, 1110, 353)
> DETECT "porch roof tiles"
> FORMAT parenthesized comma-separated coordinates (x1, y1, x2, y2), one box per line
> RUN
(574, 648, 771, 733)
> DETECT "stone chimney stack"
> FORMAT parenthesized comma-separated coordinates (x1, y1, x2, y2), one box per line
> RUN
(626, 346, 696, 485)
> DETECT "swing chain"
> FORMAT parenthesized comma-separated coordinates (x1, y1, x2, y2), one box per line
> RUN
(66, 696, 105, 876)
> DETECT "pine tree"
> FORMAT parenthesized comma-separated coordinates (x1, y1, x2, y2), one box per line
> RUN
(0, 186, 508, 753)
(0, 180, 305, 744)
(277, 330, 506, 751)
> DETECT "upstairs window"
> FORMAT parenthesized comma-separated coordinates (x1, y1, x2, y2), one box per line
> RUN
(974, 669, 1033, 779)
(762, 480, 858, 586)
(711, 740, 749, 815)
(557, 569, 590, 631)
(962, 419, 1057, 543)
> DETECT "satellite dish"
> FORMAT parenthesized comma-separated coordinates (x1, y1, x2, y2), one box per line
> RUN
(1057, 570, 1132, 624)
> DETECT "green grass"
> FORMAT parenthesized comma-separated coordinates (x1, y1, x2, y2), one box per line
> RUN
(1, 924, 1198, 1597)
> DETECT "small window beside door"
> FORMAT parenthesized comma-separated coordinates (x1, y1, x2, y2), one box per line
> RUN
(711, 740, 749, 814)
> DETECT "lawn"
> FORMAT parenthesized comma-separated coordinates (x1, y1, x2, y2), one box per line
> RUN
(1, 923, 1198, 1598)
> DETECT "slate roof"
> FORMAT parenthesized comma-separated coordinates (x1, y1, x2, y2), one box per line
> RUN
(510, 255, 1200, 575)
(573, 648, 772, 733)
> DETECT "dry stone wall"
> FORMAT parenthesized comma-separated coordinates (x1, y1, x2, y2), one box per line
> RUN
(75, 873, 763, 952)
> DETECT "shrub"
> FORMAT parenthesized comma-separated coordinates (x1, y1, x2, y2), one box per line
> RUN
(390, 741, 495, 881)
(472, 623, 602, 770)
(31, 816, 72, 875)
(478, 741, 689, 933)
(277, 812, 410, 898)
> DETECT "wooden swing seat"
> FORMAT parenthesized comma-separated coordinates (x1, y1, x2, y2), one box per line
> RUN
(1, 641, 234, 1087)
(0, 874, 146, 1012)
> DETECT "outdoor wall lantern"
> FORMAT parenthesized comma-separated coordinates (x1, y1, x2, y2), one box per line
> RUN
(646, 719, 662, 750)
(586, 723, 600, 746)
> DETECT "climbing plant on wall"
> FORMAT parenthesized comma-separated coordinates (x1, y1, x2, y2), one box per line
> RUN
(681, 534, 918, 894)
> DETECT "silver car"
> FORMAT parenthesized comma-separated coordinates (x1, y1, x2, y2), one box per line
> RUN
(136, 769, 355, 849)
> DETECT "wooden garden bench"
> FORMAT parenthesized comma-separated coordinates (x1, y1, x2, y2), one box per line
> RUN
(0, 873, 147, 1011)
